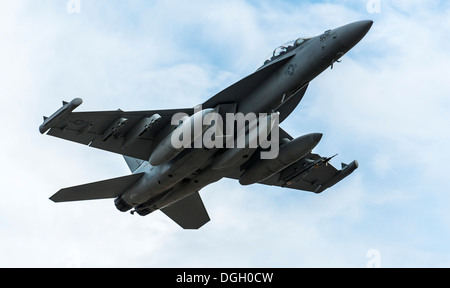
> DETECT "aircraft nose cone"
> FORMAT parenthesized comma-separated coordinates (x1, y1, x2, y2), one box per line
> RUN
(337, 20, 373, 49)
(312, 133, 323, 143)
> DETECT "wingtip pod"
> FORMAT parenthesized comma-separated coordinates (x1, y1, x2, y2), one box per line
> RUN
(39, 98, 83, 134)
(315, 160, 359, 194)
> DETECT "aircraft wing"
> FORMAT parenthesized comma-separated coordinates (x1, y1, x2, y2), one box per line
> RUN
(258, 153, 359, 194)
(39, 99, 194, 161)
(226, 127, 358, 193)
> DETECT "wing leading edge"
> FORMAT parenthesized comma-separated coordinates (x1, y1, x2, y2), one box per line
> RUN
(40, 99, 194, 161)
(225, 128, 358, 193)
(260, 128, 358, 193)
(40, 53, 297, 161)
(259, 153, 359, 193)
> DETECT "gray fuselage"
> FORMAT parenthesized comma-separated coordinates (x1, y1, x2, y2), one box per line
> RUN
(117, 21, 373, 215)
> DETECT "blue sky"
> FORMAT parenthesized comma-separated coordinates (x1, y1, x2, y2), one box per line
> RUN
(1, 0, 450, 267)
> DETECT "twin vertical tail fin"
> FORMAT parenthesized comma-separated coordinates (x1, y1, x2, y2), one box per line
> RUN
(123, 156, 145, 173)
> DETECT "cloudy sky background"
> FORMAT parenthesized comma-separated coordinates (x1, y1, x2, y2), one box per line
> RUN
(1, 0, 450, 267)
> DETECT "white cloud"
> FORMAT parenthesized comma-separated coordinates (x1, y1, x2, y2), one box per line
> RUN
(1, 0, 450, 268)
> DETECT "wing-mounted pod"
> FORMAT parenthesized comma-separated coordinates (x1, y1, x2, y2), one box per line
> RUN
(39, 98, 83, 134)
(314, 160, 359, 193)
(211, 112, 280, 170)
(239, 133, 323, 185)
(149, 108, 216, 166)
(102, 114, 162, 145)
(102, 117, 129, 142)
(122, 115, 162, 149)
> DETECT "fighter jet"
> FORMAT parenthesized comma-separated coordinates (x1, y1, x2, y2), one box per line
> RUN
(39, 20, 372, 229)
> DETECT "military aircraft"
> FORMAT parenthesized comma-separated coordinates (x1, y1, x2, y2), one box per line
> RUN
(39, 20, 372, 229)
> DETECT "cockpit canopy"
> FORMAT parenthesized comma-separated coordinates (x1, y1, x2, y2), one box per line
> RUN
(264, 37, 311, 65)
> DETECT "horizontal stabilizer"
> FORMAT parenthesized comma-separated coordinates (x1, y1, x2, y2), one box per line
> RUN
(161, 192, 210, 230)
(50, 173, 144, 203)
